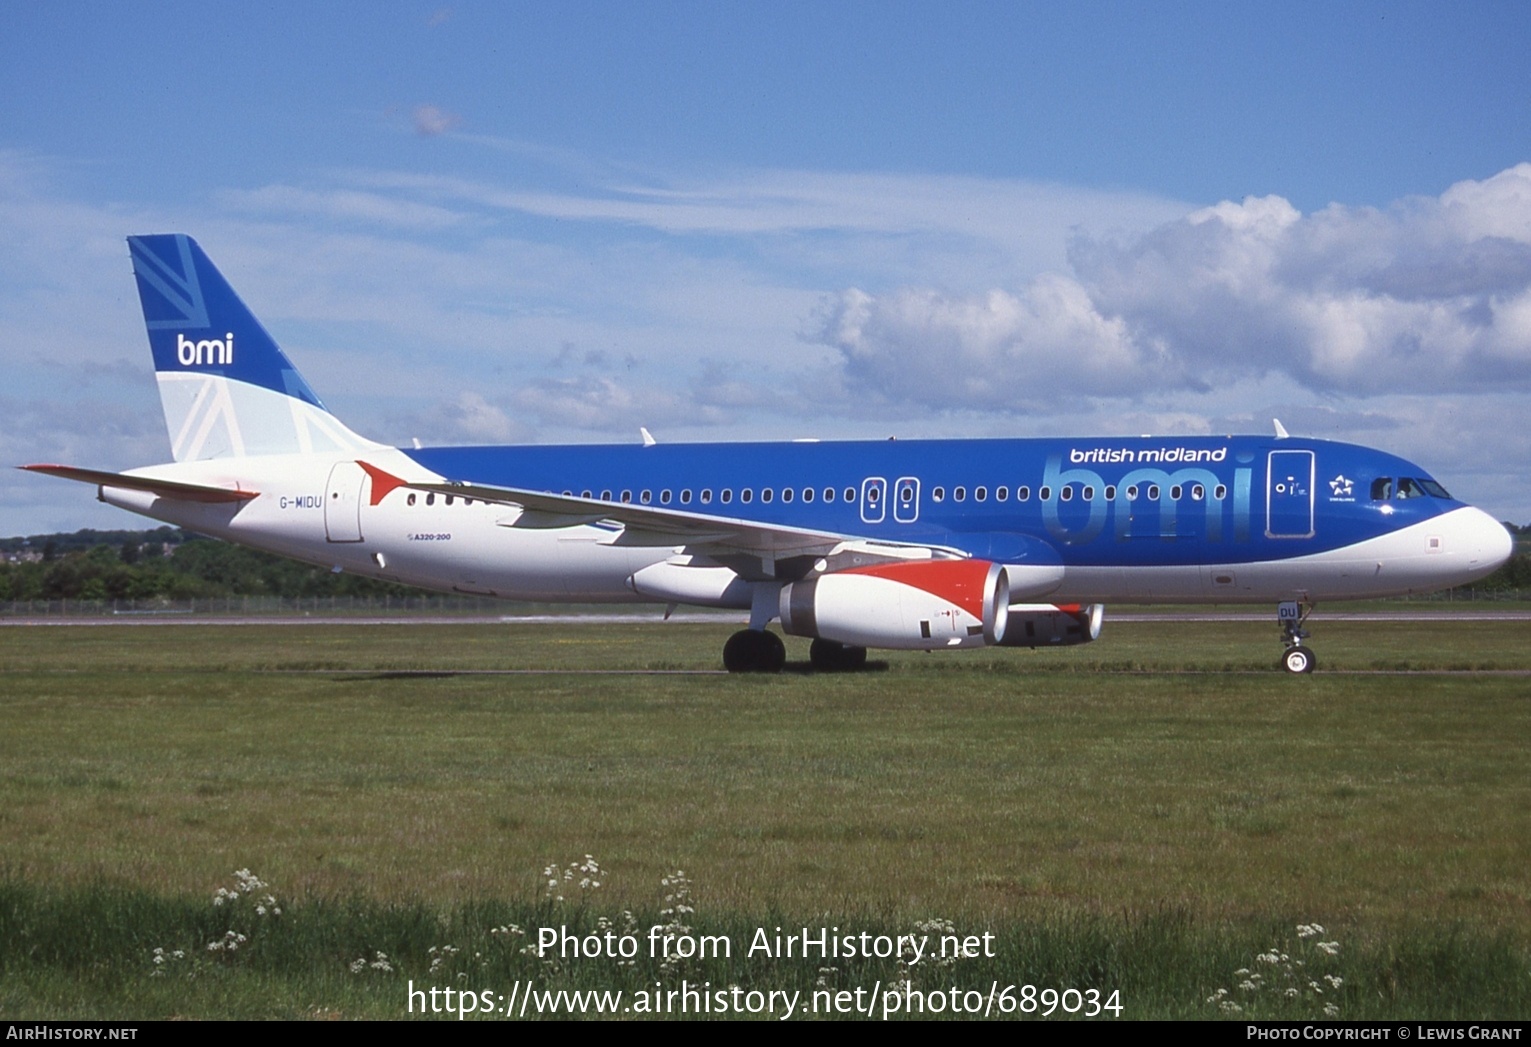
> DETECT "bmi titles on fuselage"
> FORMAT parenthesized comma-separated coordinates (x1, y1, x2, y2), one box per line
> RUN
(1045, 445, 1248, 545)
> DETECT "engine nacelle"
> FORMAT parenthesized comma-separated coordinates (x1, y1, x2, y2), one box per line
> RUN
(998, 603, 1104, 647)
(779, 559, 1010, 650)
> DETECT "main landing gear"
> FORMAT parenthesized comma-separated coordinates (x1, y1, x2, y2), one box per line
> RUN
(1278, 600, 1316, 674)
(721, 631, 870, 673)
(723, 629, 786, 673)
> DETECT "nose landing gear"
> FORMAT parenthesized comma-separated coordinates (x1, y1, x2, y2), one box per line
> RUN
(1278, 600, 1316, 673)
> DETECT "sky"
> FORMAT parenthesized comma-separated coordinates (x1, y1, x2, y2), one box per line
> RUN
(3, 1, 1531, 534)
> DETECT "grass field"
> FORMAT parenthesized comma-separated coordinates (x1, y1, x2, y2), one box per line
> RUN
(1, 617, 1528, 1019)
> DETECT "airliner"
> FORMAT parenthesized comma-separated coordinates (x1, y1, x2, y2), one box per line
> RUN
(22, 235, 1514, 673)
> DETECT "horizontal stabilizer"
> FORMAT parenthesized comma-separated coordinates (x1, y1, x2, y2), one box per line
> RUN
(20, 464, 259, 503)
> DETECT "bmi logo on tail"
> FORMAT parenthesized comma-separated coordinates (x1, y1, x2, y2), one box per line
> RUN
(177, 332, 234, 366)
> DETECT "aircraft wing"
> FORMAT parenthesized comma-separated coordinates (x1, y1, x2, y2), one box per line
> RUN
(19, 464, 259, 503)
(360, 462, 958, 579)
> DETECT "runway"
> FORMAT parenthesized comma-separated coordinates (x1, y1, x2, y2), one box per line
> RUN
(2, 609, 1528, 627)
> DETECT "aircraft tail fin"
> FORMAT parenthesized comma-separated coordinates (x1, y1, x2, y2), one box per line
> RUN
(127, 234, 383, 461)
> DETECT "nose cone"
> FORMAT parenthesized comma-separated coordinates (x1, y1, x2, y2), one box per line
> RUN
(1453, 506, 1514, 580)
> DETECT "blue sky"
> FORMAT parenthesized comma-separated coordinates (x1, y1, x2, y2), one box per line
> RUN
(4, 1, 1531, 533)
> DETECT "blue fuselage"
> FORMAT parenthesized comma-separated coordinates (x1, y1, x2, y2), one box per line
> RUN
(405, 434, 1455, 572)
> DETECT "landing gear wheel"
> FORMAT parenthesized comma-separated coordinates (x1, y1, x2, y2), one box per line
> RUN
(809, 638, 869, 672)
(1276, 600, 1316, 675)
(1281, 645, 1316, 674)
(723, 629, 786, 673)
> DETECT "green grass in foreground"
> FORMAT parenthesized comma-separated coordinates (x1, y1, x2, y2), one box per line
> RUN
(2, 881, 1526, 1019)
(0, 619, 1527, 1018)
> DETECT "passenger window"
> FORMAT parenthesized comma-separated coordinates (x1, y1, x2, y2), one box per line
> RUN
(407, 493, 416, 506)
(680, 489, 692, 504)
(620, 490, 632, 503)
(954, 486, 966, 502)
(1104, 485, 1116, 500)
(1017, 486, 1030, 501)
(720, 489, 731, 504)
(823, 487, 835, 502)
(1171, 485, 1182, 500)
(975, 486, 987, 501)
(761, 488, 773, 503)
(996, 486, 1007, 501)
(1192, 484, 1204, 501)
(445, 495, 454, 506)
(1126, 485, 1138, 500)
(660, 489, 672, 504)
(782, 488, 793, 503)
(1215, 485, 1227, 500)
(932, 487, 945, 502)
(843, 487, 855, 502)
(1039, 486, 1051, 501)
(581, 490, 593, 500)
(600, 490, 612, 502)
(1060, 486, 1073, 502)
(741, 489, 752, 503)
(802, 488, 813, 502)
(1082, 486, 1094, 500)
(700, 489, 712, 504)
(641, 490, 652, 504)
(426, 493, 435, 506)
(1147, 485, 1160, 500)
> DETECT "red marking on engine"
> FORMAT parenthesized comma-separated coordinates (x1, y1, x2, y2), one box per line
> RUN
(842, 559, 992, 620)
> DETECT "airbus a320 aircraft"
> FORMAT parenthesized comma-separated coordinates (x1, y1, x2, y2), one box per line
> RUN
(23, 236, 1514, 673)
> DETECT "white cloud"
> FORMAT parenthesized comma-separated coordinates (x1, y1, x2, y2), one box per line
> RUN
(220, 185, 466, 231)
(412, 104, 461, 137)
(814, 277, 1178, 411)
(818, 165, 1531, 410)
(507, 375, 721, 432)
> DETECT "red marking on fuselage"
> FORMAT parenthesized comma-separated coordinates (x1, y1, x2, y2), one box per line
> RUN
(357, 461, 407, 506)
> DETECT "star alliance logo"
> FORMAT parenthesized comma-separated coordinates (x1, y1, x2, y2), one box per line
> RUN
(1329, 474, 1354, 499)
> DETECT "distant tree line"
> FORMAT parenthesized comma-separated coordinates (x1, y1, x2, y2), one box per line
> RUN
(3, 524, 1529, 602)
(0, 528, 417, 602)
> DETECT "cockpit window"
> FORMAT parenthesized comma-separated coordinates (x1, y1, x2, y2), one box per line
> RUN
(1372, 476, 1452, 501)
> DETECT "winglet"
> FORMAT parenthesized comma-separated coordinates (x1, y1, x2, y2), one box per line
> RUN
(640, 427, 657, 447)
(1273, 418, 1290, 440)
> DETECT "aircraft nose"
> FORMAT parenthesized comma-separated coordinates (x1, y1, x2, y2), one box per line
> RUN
(1452, 506, 1514, 576)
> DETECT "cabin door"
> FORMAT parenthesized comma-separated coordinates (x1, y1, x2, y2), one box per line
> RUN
(324, 461, 366, 542)
(1265, 450, 1315, 539)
